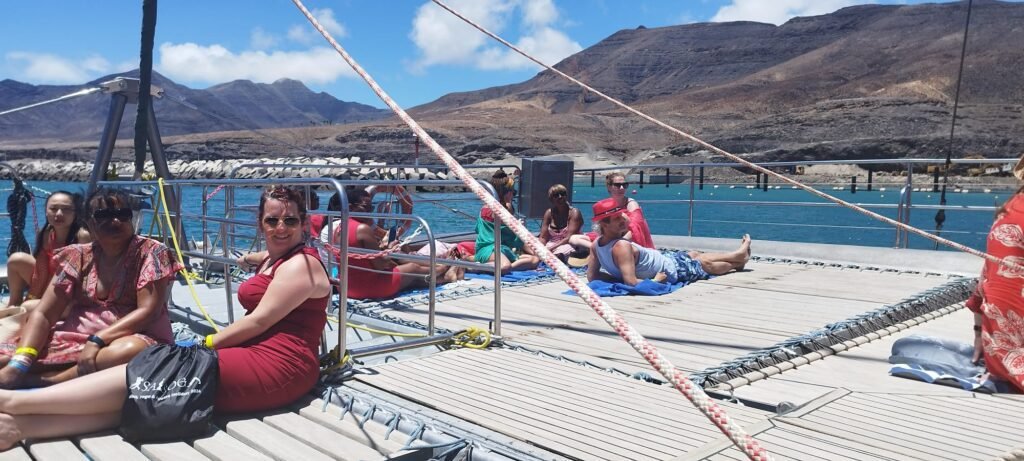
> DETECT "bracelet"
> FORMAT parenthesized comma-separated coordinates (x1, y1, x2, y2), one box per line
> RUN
(14, 346, 38, 358)
(7, 354, 33, 373)
(87, 334, 107, 348)
(204, 334, 215, 349)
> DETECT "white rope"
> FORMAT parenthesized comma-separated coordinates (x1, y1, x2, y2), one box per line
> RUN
(428, 0, 1023, 274)
(291, 2, 772, 460)
(0, 87, 101, 117)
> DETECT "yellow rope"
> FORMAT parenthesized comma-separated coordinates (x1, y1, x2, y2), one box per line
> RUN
(320, 345, 351, 373)
(327, 317, 428, 337)
(157, 178, 220, 332)
(452, 326, 491, 349)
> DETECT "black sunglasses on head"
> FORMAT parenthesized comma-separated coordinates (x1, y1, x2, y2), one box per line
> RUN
(262, 216, 302, 228)
(92, 207, 133, 222)
(611, 182, 630, 189)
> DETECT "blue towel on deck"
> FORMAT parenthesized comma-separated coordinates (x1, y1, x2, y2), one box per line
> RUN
(464, 267, 557, 283)
(562, 279, 685, 297)
(888, 335, 1012, 393)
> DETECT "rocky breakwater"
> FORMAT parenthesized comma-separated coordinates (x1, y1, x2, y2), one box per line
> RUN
(0, 156, 456, 185)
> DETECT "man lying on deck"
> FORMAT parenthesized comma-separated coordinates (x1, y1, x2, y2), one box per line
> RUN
(587, 198, 750, 286)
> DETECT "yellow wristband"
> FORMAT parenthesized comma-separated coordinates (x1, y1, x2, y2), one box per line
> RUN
(204, 334, 215, 349)
(14, 346, 38, 358)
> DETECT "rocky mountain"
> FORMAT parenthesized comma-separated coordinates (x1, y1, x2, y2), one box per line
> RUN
(1, 1, 1022, 171)
(0, 71, 390, 142)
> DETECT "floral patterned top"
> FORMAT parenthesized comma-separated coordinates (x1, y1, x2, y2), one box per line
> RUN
(971, 193, 1024, 391)
(0, 235, 183, 364)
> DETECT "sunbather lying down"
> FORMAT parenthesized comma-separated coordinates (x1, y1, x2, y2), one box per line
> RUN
(587, 198, 750, 286)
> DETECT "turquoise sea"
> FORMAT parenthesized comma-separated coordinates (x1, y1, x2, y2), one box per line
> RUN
(0, 180, 1002, 264)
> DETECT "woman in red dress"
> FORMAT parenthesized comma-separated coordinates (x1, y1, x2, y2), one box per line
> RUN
(970, 157, 1024, 391)
(0, 185, 332, 445)
(584, 172, 655, 249)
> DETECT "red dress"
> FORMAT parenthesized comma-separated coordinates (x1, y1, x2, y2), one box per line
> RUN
(342, 218, 402, 300)
(971, 193, 1024, 392)
(215, 246, 328, 413)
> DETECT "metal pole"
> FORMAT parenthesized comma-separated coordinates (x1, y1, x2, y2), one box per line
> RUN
(933, 168, 940, 193)
(699, 162, 704, 190)
(904, 163, 914, 248)
(87, 94, 129, 194)
(639, 171, 644, 189)
(688, 166, 695, 236)
(762, 173, 768, 192)
(851, 176, 857, 194)
(867, 170, 873, 192)
(337, 193, 350, 358)
(492, 210, 502, 337)
(590, 170, 595, 188)
(665, 168, 669, 188)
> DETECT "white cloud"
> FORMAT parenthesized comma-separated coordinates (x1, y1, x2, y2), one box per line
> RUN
(157, 42, 356, 85)
(288, 8, 347, 44)
(4, 52, 114, 83)
(250, 27, 278, 50)
(711, 0, 868, 25)
(409, 0, 581, 72)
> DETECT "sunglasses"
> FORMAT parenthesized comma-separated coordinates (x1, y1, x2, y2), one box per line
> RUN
(262, 216, 302, 228)
(611, 182, 630, 189)
(550, 192, 567, 199)
(92, 207, 133, 223)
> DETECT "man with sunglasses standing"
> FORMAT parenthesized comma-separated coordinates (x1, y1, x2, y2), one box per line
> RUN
(602, 172, 655, 249)
(0, 188, 183, 389)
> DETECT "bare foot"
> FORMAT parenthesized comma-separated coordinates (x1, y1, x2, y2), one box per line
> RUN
(0, 413, 21, 450)
(737, 234, 752, 270)
(442, 265, 461, 284)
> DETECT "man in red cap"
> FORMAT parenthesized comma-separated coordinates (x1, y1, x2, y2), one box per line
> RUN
(588, 198, 750, 286)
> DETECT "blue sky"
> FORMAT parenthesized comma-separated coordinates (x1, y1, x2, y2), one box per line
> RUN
(0, 0, 993, 109)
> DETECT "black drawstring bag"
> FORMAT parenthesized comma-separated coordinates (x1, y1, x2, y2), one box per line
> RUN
(120, 344, 219, 442)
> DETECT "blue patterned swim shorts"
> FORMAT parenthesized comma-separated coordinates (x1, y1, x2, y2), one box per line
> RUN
(668, 251, 709, 284)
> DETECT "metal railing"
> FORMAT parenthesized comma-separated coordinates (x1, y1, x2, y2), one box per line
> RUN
(99, 175, 506, 363)
(576, 157, 1014, 248)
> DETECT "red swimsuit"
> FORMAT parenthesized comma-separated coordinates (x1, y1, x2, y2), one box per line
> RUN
(214, 246, 328, 413)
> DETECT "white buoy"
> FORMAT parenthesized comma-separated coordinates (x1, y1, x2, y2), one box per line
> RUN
(714, 185, 720, 189)
(879, 187, 887, 192)
(774, 185, 781, 189)
(791, 186, 798, 189)
(729, 185, 736, 189)
(961, 189, 969, 193)
(984, 188, 992, 193)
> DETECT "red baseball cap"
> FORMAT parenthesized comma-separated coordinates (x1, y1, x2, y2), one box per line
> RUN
(592, 198, 628, 222)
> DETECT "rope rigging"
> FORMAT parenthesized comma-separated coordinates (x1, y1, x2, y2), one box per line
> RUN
(428, 0, 1022, 275)
(291, 2, 772, 459)
(935, 0, 974, 249)
(6, 177, 32, 256)
(0, 87, 102, 117)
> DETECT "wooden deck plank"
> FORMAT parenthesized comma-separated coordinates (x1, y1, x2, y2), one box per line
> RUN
(224, 419, 334, 461)
(810, 403, 998, 458)
(264, 412, 396, 461)
(794, 413, 959, 460)
(75, 433, 149, 461)
(0, 446, 31, 461)
(773, 418, 932, 461)
(140, 441, 212, 461)
(191, 430, 272, 461)
(425, 348, 771, 430)
(845, 394, 1023, 445)
(26, 440, 86, 461)
(400, 354, 719, 448)
(361, 370, 671, 460)
(296, 400, 410, 455)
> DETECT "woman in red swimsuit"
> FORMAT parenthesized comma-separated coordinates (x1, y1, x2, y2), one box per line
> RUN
(0, 185, 332, 445)
(6, 191, 91, 307)
(584, 173, 655, 249)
